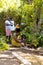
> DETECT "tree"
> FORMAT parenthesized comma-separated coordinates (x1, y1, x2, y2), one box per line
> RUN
(27, 0, 33, 4)
(33, 0, 43, 32)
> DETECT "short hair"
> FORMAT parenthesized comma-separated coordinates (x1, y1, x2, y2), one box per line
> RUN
(10, 17, 12, 20)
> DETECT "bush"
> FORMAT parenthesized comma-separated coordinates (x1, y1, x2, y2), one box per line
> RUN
(26, 33, 32, 44)
(0, 36, 9, 50)
(31, 39, 39, 48)
(38, 35, 43, 47)
(35, 32, 40, 38)
(0, 42, 9, 50)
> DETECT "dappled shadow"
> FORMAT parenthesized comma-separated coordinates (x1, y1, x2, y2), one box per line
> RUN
(9, 46, 43, 56)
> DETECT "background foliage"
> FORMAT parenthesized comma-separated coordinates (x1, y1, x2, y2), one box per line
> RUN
(0, 0, 43, 48)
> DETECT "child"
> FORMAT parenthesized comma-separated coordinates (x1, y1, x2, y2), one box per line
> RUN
(21, 34, 27, 47)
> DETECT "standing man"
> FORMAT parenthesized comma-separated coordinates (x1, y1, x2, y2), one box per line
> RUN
(5, 17, 15, 44)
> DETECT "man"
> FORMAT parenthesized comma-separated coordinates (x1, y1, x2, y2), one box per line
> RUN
(5, 17, 15, 44)
(10, 17, 15, 34)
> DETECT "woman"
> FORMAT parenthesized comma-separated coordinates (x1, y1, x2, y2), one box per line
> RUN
(12, 24, 21, 47)
(16, 24, 20, 35)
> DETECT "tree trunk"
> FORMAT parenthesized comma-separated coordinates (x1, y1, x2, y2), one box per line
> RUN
(27, 0, 32, 4)
(34, 0, 42, 32)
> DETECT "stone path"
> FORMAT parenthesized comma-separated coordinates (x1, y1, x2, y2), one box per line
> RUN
(0, 46, 43, 65)
(0, 49, 22, 65)
(16, 49, 43, 65)
(11, 47, 43, 65)
(0, 58, 21, 65)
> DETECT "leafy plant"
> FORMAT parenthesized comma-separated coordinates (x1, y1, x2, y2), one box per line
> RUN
(31, 39, 38, 48)
(0, 36, 9, 50)
(38, 35, 43, 47)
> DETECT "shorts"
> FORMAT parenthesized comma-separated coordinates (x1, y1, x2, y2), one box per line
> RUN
(6, 29, 11, 36)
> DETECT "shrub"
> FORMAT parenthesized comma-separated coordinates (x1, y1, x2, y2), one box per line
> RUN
(0, 36, 9, 50)
(31, 39, 38, 48)
(38, 35, 43, 47)
(35, 33, 43, 47)
(26, 33, 32, 44)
